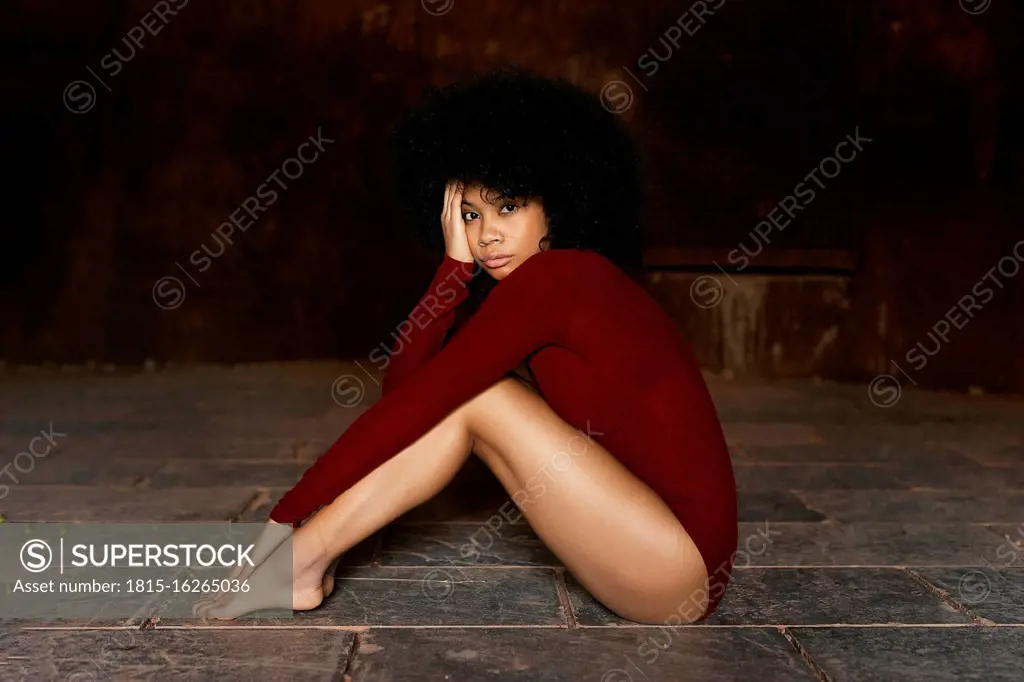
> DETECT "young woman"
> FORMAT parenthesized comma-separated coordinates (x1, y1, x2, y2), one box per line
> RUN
(195, 67, 737, 624)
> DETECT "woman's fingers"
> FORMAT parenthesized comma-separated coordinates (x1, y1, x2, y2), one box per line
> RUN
(440, 179, 473, 263)
(447, 181, 456, 227)
(453, 182, 463, 211)
(449, 179, 459, 227)
(449, 181, 464, 235)
(442, 179, 452, 224)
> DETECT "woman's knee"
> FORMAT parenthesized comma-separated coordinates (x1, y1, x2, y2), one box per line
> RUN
(458, 376, 536, 421)
(607, 576, 711, 625)
(458, 377, 545, 468)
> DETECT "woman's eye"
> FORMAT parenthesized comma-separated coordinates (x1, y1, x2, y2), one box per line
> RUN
(462, 211, 479, 221)
(500, 203, 518, 214)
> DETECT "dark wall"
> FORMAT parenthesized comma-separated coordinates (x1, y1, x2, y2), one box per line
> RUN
(1, 0, 1021, 390)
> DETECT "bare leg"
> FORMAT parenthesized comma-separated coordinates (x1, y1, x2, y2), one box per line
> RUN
(195, 379, 485, 619)
(199, 377, 709, 623)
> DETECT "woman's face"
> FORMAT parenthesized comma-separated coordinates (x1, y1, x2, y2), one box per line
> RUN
(460, 183, 549, 280)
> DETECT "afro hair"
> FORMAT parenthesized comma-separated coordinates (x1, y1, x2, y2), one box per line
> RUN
(391, 64, 644, 274)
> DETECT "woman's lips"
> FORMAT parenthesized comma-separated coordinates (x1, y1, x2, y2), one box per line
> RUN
(482, 254, 513, 268)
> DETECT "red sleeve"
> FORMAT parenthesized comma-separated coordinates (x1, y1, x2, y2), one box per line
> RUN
(381, 254, 478, 396)
(270, 249, 576, 525)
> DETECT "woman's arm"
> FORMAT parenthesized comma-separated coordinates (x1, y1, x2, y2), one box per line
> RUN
(270, 248, 582, 526)
(380, 254, 477, 396)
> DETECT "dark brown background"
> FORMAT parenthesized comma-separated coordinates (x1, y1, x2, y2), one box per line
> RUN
(2, 0, 1022, 391)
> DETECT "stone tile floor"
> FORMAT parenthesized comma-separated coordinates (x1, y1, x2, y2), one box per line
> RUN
(0, 362, 1022, 680)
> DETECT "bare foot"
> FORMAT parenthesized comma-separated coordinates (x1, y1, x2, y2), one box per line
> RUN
(190, 521, 290, 616)
(193, 530, 330, 619)
(321, 555, 341, 599)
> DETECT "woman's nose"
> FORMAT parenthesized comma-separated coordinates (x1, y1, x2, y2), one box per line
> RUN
(479, 224, 502, 245)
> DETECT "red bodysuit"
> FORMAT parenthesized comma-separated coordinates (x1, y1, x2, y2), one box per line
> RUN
(270, 248, 738, 619)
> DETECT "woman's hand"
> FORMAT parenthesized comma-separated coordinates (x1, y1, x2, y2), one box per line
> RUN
(442, 180, 474, 263)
